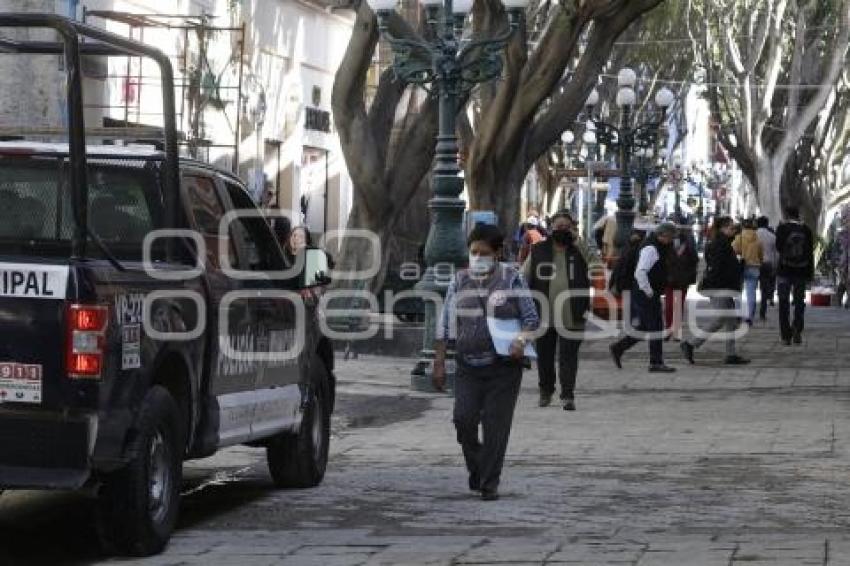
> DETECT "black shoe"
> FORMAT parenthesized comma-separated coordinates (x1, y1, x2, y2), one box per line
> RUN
(562, 399, 576, 411)
(724, 355, 751, 365)
(538, 392, 553, 408)
(781, 338, 792, 346)
(649, 364, 677, 373)
(680, 341, 695, 365)
(793, 331, 802, 345)
(481, 489, 499, 501)
(610, 344, 623, 369)
(745, 319, 753, 327)
(469, 474, 480, 492)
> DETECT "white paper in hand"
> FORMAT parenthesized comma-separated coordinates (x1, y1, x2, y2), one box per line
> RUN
(486, 317, 537, 359)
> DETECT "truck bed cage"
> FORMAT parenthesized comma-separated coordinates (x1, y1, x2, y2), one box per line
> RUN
(0, 13, 181, 259)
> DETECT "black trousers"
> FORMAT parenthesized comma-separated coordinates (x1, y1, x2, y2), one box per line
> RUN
(777, 275, 807, 340)
(453, 361, 522, 493)
(536, 327, 582, 399)
(759, 263, 776, 318)
(612, 288, 664, 366)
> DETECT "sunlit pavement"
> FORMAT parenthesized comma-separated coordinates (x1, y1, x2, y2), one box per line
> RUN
(2, 300, 850, 565)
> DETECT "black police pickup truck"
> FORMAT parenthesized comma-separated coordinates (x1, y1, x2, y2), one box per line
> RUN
(0, 14, 335, 557)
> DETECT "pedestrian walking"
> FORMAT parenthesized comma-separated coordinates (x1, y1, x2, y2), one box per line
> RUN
(775, 206, 815, 345)
(756, 216, 778, 320)
(680, 216, 750, 365)
(609, 222, 678, 373)
(522, 210, 590, 411)
(732, 218, 763, 326)
(518, 216, 546, 263)
(433, 223, 540, 502)
(664, 222, 699, 340)
(594, 214, 618, 262)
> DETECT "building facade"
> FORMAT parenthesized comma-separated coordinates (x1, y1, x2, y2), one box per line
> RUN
(0, 0, 355, 243)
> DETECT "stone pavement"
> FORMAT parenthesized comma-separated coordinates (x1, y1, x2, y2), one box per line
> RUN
(111, 302, 850, 565)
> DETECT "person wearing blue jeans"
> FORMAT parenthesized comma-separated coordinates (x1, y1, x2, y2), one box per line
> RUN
(742, 266, 760, 323)
(732, 219, 763, 326)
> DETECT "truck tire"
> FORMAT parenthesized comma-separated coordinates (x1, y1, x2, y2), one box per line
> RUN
(266, 384, 329, 488)
(96, 386, 184, 557)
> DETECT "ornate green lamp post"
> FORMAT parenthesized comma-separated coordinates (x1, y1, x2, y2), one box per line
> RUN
(369, 0, 528, 391)
(584, 69, 675, 256)
(633, 147, 665, 217)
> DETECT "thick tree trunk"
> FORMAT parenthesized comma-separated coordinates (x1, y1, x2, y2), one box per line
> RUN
(754, 159, 783, 225)
(333, 198, 394, 294)
(468, 159, 527, 236)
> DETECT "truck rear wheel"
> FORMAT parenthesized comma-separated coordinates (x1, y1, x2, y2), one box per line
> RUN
(266, 385, 329, 488)
(96, 386, 183, 557)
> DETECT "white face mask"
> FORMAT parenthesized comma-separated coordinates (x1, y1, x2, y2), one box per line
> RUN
(469, 254, 496, 277)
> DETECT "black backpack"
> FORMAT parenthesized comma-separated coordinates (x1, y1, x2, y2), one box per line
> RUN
(609, 244, 640, 296)
(781, 224, 810, 269)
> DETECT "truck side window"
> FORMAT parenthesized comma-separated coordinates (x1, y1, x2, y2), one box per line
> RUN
(184, 175, 236, 270)
(223, 181, 284, 272)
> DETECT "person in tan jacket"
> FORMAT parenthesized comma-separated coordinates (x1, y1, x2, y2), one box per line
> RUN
(732, 218, 764, 325)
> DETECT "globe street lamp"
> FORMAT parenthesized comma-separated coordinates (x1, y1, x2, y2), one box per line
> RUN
(585, 72, 674, 256)
(549, 127, 599, 244)
(370, 0, 528, 391)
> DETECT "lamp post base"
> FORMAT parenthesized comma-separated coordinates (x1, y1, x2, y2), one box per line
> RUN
(409, 186, 467, 393)
(411, 352, 456, 393)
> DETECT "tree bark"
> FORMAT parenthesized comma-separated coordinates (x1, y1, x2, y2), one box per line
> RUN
(467, 0, 664, 229)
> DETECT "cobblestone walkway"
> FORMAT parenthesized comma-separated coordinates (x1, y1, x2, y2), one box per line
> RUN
(111, 305, 850, 565)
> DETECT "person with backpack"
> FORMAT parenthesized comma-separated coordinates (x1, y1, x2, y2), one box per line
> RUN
(522, 210, 590, 411)
(775, 206, 815, 345)
(609, 223, 678, 373)
(756, 216, 778, 320)
(680, 216, 750, 365)
(664, 222, 699, 340)
(609, 230, 645, 298)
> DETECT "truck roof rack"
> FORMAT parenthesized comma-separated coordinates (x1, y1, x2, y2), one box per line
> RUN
(0, 126, 185, 143)
(0, 13, 180, 259)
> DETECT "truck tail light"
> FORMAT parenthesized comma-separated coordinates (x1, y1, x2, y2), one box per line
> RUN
(66, 304, 109, 379)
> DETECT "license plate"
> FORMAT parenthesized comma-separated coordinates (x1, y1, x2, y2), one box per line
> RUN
(0, 362, 42, 404)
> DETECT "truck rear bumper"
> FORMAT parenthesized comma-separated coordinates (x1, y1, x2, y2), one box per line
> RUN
(0, 466, 90, 489)
(0, 409, 95, 489)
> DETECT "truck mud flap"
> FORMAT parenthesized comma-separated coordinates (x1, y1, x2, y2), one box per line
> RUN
(0, 412, 93, 489)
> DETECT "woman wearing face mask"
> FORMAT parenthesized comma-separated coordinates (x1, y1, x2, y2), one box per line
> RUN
(522, 210, 590, 410)
(433, 223, 539, 502)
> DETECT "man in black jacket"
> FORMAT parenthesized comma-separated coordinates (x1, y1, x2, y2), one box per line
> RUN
(775, 206, 815, 345)
(610, 223, 677, 373)
(680, 216, 750, 365)
(522, 210, 590, 410)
